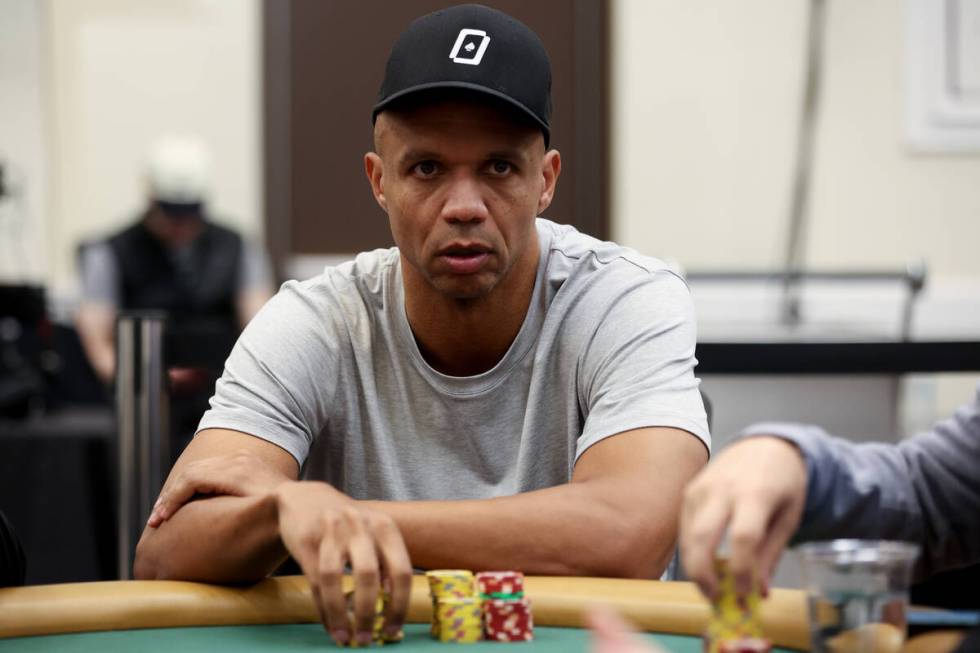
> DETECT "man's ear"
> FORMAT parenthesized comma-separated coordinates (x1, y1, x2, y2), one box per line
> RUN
(364, 152, 387, 212)
(537, 149, 561, 214)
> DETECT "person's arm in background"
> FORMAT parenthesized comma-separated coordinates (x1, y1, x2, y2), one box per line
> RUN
(681, 385, 980, 598)
(234, 240, 275, 328)
(74, 242, 120, 384)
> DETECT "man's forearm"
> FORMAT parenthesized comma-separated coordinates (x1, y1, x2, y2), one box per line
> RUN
(364, 480, 674, 579)
(134, 494, 287, 583)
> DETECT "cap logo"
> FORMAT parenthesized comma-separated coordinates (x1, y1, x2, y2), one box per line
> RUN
(449, 28, 490, 66)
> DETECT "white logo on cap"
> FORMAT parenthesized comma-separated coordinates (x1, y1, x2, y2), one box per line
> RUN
(449, 28, 490, 66)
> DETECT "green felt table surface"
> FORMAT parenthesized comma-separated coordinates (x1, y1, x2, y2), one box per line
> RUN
(1, 623, 797, 652)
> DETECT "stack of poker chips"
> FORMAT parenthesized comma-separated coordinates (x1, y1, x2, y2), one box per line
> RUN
(703, 559, 772, 653)
(477, 571, 534, 642)
(426, 570, 483, 643)
(343, 589, 403, 647)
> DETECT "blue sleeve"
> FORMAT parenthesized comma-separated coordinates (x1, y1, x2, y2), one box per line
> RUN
(742, 385, 980, 580)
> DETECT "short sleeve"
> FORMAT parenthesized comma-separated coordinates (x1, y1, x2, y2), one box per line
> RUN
(79, 242, 122, 307)
(197, 279, 341, 466)
(575, 270, 710, 461)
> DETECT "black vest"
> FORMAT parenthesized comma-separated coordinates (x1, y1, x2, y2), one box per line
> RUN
(107, 218, 242, 328)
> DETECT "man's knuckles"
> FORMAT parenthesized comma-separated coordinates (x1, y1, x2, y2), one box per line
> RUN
(317, 566, 344, 588)
(353, 564, 380, 585)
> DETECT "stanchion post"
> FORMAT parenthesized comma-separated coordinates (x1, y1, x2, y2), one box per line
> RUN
(114, 311, 168, 579)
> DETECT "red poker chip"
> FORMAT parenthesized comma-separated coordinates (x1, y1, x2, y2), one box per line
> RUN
(717, 638, 772, 653)
(483, 597, 533, 642)
(476, 571, 525, 598)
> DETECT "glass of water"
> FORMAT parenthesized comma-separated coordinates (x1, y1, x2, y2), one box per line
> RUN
(798, 540, 920, 653)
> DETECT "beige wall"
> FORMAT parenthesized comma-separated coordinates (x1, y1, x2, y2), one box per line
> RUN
(44, 0, 262, 295)
(610, 0, 979, 421)
(610, 0, 980, 279)
(0, 0, 47, 283)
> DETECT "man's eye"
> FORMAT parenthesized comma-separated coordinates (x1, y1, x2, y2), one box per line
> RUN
(488, 160, 512, 175)
(413, 161, 438, 177)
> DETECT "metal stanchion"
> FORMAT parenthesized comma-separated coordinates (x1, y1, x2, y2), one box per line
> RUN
(115, 311, 168, 579)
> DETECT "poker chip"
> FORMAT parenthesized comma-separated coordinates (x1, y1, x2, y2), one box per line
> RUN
(435, 597, 484, 643)
(426, 569, 533, 643)
(343, 589, 398, 647)
(476, 571, 525, 599)
(704, 558, 766, 653)
(427, 570, 478, 640)
(426, 570, 477, 598)
(717, 637, 773, 653)
(483, 597, 534, 642)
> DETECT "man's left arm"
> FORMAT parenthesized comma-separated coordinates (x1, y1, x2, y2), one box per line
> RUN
(364, 425, 707, 579)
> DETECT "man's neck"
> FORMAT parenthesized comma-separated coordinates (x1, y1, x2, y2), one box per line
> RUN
(403, 246, 540, 378)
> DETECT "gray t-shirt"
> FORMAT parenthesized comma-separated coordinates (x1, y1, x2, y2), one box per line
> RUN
(199, 219, 710, 501)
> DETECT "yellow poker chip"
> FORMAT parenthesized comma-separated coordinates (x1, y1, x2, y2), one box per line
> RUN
(427, 570, 479, 641)
(704, 557, 765, 653)
(343, 588, 392, 647)
(435, 597, 483, 643)
(425, 570, 477, 599)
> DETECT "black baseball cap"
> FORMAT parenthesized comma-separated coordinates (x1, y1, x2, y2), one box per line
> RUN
(373, 4, 552, 147)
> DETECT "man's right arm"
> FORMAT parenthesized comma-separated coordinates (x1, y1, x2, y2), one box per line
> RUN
(133, 428, 299, 583)
(134, 428, 413, 646)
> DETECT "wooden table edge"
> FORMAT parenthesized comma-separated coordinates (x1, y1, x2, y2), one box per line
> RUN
(0, 576, 812, 648)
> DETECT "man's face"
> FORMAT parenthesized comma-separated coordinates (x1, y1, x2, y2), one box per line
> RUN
(366, 99, 560, 301)
(145, 202, 204, 249)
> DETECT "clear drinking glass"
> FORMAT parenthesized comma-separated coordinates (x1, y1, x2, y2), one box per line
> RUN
(798, 540, 920, 653)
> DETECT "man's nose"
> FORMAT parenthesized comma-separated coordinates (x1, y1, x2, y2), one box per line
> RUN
(441, 174, 489, 225)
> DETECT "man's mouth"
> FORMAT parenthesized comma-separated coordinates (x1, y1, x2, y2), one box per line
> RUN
(437, 243, 492, 274)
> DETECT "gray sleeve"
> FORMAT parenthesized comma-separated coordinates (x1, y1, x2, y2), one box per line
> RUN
(79, 242, 121, 307)
(743, 385, 980, 579)
(235, 240, 275, 293)
(197, 280, 340, 466)
(575, 271, 710, 460)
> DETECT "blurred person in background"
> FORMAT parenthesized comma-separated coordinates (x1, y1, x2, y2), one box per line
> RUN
(75, 136, 274, 448)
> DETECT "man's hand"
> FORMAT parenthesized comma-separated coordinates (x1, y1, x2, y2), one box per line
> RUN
(147, 450, 291, 527)
(587, 604, 666, 653)
(275, 482, 412, 647)
(679, 436, 808, 600)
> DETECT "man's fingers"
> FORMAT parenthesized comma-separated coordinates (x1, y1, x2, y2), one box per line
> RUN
(587, 604, 666, 653)
(148, 455, 250, 526)
(680, 491, 731, 600)
(375, 515, 412, 639)
(314, 517, 350, 646)
(148, 469, 211, 526)
(346, 512, 381, 646)
(756, 500, 804, 596)
(727, 499, 773, 597)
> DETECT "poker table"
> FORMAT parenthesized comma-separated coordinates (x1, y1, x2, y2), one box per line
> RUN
(0, 576, 810, 652)
(0, 576, 963, 652)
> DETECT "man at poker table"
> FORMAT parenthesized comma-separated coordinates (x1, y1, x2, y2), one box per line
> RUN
(134, 4, 710, 648)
